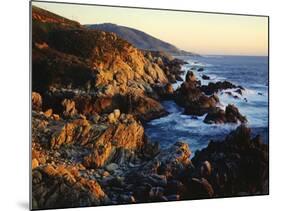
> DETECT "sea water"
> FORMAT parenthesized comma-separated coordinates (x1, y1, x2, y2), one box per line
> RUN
(144, 55, 269, 155)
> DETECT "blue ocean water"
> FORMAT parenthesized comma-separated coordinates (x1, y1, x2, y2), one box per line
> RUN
(145, 55, 269, 155)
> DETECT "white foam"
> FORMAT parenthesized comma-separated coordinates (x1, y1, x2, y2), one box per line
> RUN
(148, 56, 268, 153)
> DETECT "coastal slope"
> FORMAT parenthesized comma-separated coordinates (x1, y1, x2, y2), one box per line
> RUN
(86, 23, 199, 56)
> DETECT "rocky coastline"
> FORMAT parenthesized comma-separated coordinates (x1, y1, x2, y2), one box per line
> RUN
(31, 6, 269, 210)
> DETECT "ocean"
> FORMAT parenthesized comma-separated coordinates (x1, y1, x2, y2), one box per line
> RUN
(145, 55, 269, 155)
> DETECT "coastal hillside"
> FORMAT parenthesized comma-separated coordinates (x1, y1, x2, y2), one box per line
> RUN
(86, 23, 199, 56)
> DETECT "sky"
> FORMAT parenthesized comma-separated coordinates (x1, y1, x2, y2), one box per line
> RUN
(32, 1, 268, 56)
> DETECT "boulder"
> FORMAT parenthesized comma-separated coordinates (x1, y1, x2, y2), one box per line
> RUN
(202, 74, 210, 80)
(32, 92, 42, 111)
(175, 75, 220, 116)
(185, 71, 197, 82)
(203, 104, 247, 124)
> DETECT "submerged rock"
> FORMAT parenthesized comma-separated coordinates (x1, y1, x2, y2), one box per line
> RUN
(202, 74, 210, 80)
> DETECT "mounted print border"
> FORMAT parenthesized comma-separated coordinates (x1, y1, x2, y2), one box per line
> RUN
(30, 1, 269, 210)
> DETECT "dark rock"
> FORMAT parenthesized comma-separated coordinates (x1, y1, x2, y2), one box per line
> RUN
(175, 71, 220, 116)
(204, 104, 247, 124)
(235, 88, 243, 95)
(192, 125, 269, 196)
(166, 194, 180, 201)
(197, 67, 204, 72)
(152, 83, 174, 100)
(166, 180, 185, 195)
(185, 71, 197, 82)
(202, 74, 210, 80)
(149, 187, 165, 201)
(200, 161, 212, 178)
(188, 178, 214, 198)
(175, 75, 184, 81)
(225, 104, 247, 123)
(200, 81, 238, 95)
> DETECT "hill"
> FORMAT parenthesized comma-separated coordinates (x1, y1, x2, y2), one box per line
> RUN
(86, 23, 199, 56)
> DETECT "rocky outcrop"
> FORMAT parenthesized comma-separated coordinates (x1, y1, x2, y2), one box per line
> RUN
(32, 164, 108, 209)
(32, 103, 268, 208)
(124, 141, 193, 202)
(32, 110, 145, 166)
(32, 5, 173, 123)
(83, 114, 145, 168)
(31, 6, 267, 210)
(175, 71, 220, 116)
(200, 81, 244, 95)
(192, 125, 269, 196)
(41, 88, 167, 122)
(174, 71, 247, 123)
(203, 104, 247, 124)
(144, 51, 186, 84)
(152, 83, 174, 100)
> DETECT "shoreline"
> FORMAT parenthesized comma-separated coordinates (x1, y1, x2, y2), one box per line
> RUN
(144, 56, 268, 152)
(31, 6, 269, 210)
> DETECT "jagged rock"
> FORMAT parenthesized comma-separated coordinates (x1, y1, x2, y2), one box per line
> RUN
(143, 51, 186, 84)
(203, 104, 247, 124)
(32, 158, 39, 169)
(44, 108, 53, 118)
(61, 99, 77, 117)
(127, 93, 168, 121)
(235, 88, 243, 95)
(200, 81, 242, 95)
(32, 164, 108, 209)
(165, 83, 174, 94)
(152, 83, 174, 100)
(107, 112, 117, 123)
(200, 161, 212, 178)
(149, 187, 165, 201)
(202, 74, 210, 80)
(31, 5, 268, 209)
(192, 125, 269, 196)
(83, 114, 145, 168)
(32, 92, 42, 111)
(175, 71, 221, 116)
(189, 178, 214, 198)
(185, 71, 197, 82)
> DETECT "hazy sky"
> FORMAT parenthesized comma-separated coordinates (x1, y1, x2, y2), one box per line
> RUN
(32, 1, 268, 56)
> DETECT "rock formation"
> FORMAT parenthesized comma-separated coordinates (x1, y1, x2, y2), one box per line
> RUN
(31, 6, 268, 210)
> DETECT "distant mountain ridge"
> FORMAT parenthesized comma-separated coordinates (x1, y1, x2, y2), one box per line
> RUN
(86, 23, 199, 56)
